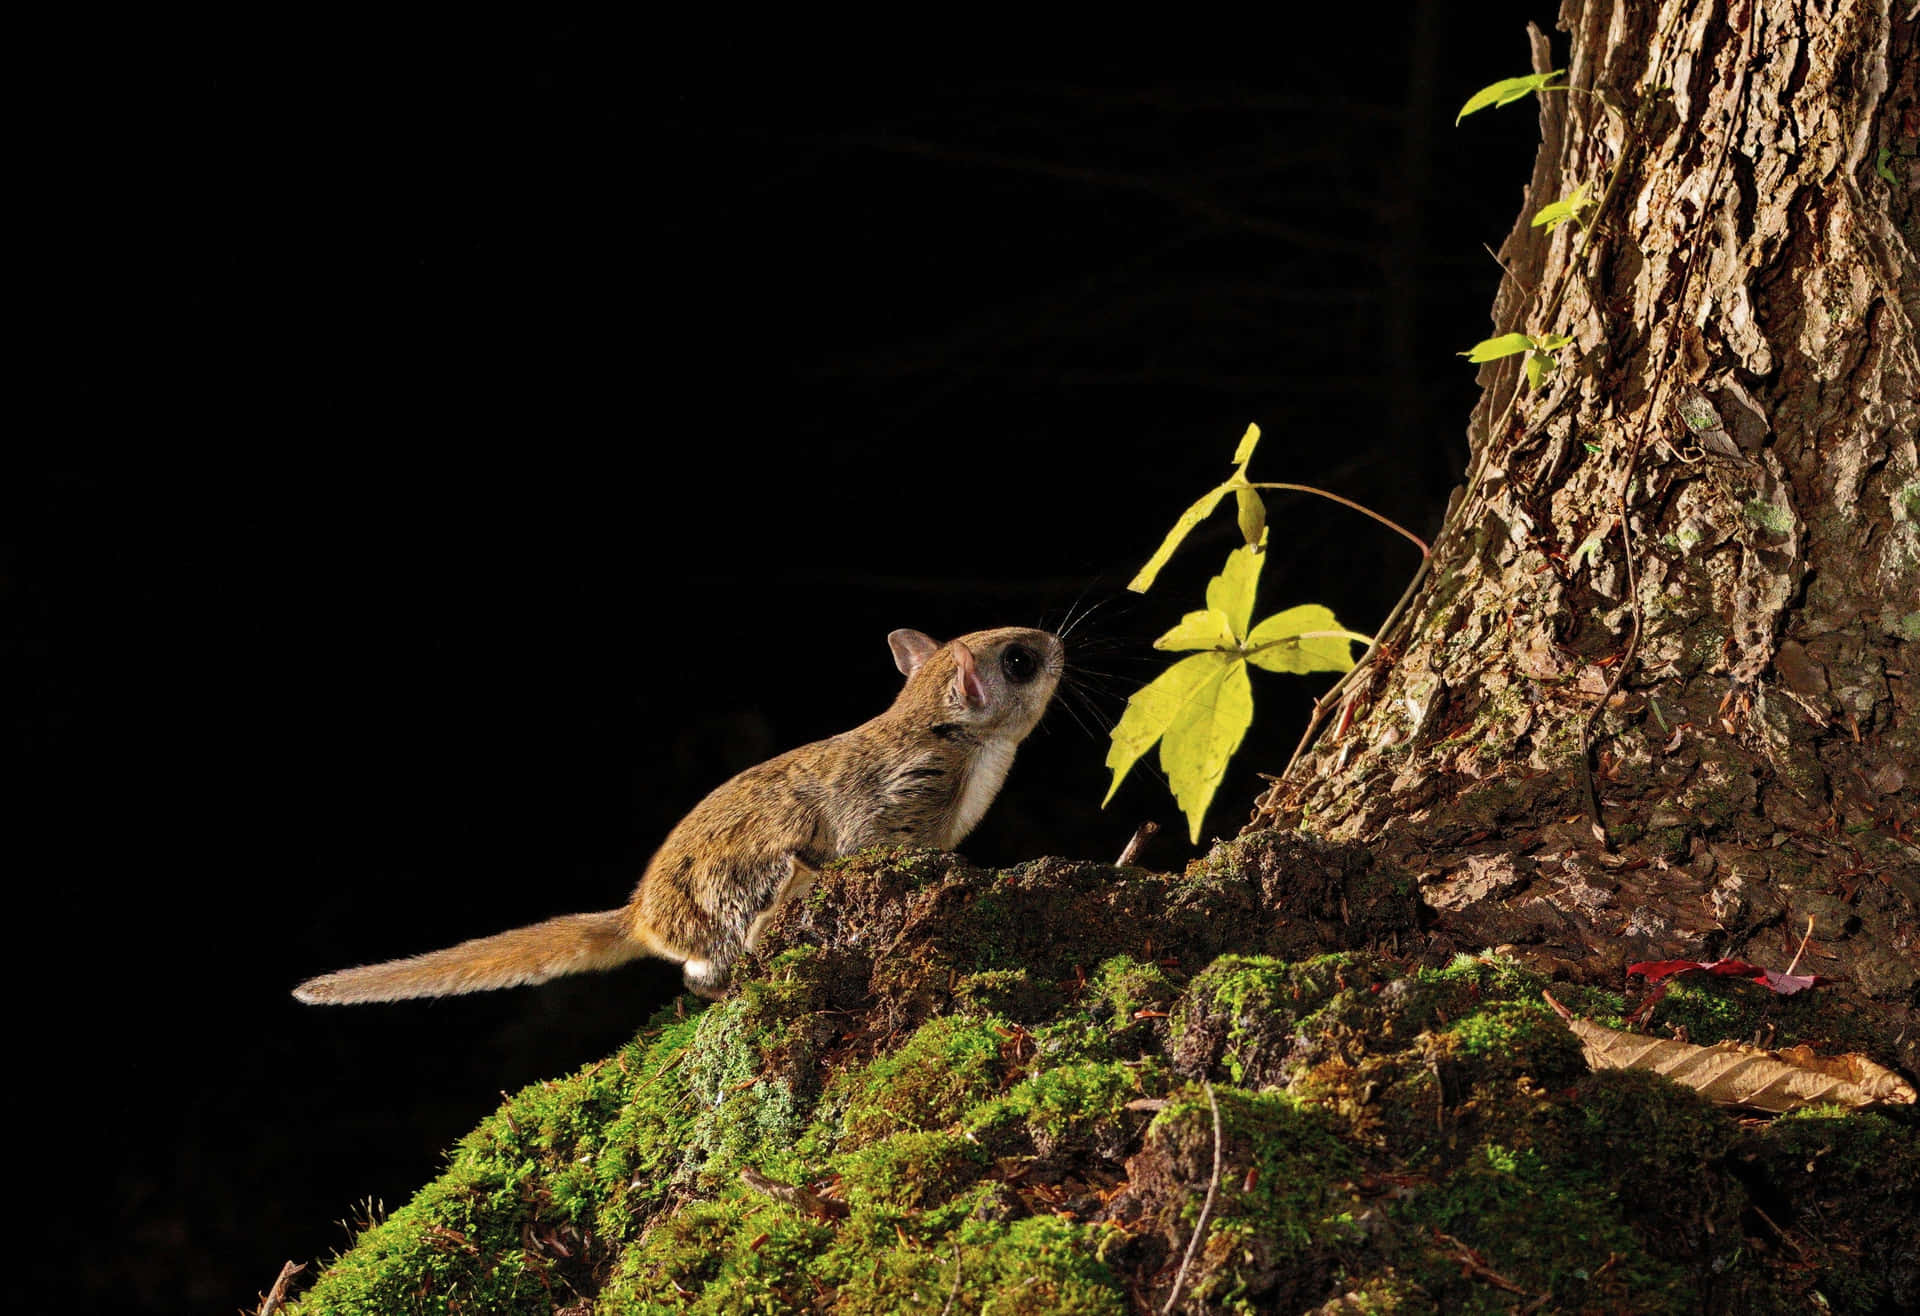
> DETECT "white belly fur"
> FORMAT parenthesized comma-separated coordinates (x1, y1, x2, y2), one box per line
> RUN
(946, 737, 1018, 847)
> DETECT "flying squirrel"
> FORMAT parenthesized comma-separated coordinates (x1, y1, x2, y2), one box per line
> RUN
(293, 626, 1064, 1005)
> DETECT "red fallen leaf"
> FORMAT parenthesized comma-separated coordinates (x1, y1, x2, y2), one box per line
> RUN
(1627, 958, 1832, 995)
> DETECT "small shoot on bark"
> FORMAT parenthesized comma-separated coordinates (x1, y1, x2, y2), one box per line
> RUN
(1531, 183, 1595, 235)
(1460, 330, 1575, 391)
(1454, 69, 1565, 123)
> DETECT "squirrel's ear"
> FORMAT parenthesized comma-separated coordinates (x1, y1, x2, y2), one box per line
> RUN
(889, 629, 941, 677)
(950, 640, 988, 707)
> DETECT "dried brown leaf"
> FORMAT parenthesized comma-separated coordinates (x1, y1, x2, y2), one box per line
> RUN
(1546, 994, 1915, 1112)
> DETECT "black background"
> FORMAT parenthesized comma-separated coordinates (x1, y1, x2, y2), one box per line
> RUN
(12, 12, 1561, 1310)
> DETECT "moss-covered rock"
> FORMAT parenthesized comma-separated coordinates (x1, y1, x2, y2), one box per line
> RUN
(287, 848, 1918, 1314)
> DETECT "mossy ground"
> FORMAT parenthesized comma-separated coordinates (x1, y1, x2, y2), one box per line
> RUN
(288, 840, 1917, 1314)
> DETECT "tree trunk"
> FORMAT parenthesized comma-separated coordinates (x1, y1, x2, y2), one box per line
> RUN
(1255, 0, 1920, 1068)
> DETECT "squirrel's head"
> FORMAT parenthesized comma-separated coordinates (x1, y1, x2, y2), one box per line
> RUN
(886, 626, 1064, 743)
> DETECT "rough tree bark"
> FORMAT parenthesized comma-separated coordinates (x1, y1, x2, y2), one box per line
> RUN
(1255, 0, 1920, 1071)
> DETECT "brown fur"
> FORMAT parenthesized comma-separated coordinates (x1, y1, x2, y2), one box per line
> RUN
(294, 626, 1062, 1003)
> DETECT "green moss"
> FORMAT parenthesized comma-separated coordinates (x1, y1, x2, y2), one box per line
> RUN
(838, 1015, 1011, 1146)
(292, 1019, 696, 1315)
(1731, 1106, 1920, 1312)
(1386, 1070, 1747, 1310)
(1545, 982, 1627, 1025)
(1399, 1141, 1692, 1313)
(1415, 949, 1544, 1005)
(1176, 953, 1382, 1083)
(836, 1129, 989, 1215)
(1367, 950, 1547, 1041)
(602, 1135, 1119, 1313)
(839, 843, 952, 889)
(831, 1215, 1125, 1315)
(1442, 1000, 1588, 1082)
(968, 1059, 1167, 1153)
(1642, 974, 1898, 1065)
(1086, 954, 1178, 1023)
(1146, 1085, 1367, 1312)
(1551, 1071, 1734, 1169)
(289, 853, 1913, 1314)
(600, 1190, 837, 1312)
(589, 980, 827, 1226)
(950, 968, 1039, 1017)
(1022, 954, 1181, 1063)
(1028, 1015, 1120, 1066)
(1894, 477, 1920, 524)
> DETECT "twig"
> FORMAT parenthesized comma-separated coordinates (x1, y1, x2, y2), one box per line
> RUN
(939, 1247, 963, 1316)
(630, 1048, 689, 1100)
(255, 1260, 306, 1316)
(739, 1167, 849, 1221)
(1482, 241, 1530, 294)
(1749, 1202, 1809, 1257)
(1432, 1230, 1542, 1299)
(1161, 1079, 1225, 1315)
(1784, 914, 1817, 978)
(1116, 821, 1159, 866)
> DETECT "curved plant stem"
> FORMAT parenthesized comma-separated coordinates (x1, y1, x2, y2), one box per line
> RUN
(1244, 482, 1430, 557)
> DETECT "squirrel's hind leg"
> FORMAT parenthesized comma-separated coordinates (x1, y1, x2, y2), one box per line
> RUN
(744, 855, 820, 954)
(681, 958, 728, 999)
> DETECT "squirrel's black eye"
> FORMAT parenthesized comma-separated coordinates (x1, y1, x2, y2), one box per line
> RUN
(1000, 644, 1038, 684)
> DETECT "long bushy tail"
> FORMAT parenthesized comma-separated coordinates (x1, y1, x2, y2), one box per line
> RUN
(293, 909, 662, 1005)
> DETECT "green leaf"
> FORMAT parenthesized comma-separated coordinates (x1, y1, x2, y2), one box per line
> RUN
(1235, 486, 1267, 549)
(1154, 609, 1235, 652)
(1525, 351, 1553, 390)
(1160, 654, 1253, 843)
(1530, 183, 1593, 234)
(1103, 649, 1256, 841)
(1460, 332, 1536, 363)
(1129, 422, 1269, 593)
(1231, 422, 1265, 546)
(1204, 531, 1268, 643)
(1456, 69, 1565, 123)
(1103, 650, 1244, 810)
(1876, 147, 1896, 184)
(1127, 485, 1230, 593)
(1230, 421, 1262, 469)
(1244, 605, 1359, 674)
(1534, 332, 1573, 351)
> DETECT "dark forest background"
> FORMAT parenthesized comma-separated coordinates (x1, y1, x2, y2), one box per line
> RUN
(10, 12, 1564, 1310)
